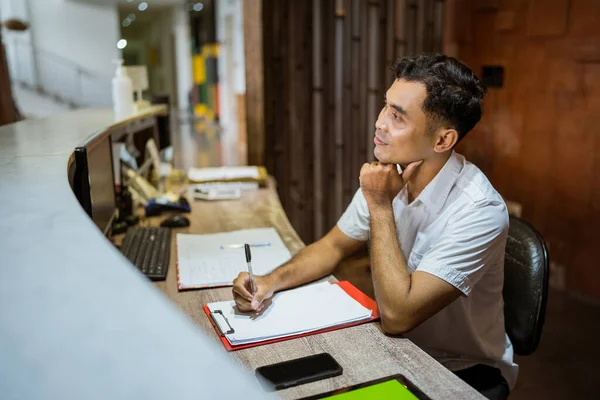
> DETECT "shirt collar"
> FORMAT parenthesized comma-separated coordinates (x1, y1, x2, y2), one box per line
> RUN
(399, 151, 463, 214)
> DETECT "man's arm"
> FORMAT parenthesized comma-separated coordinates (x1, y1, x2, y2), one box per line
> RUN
(360, 161, 461, 335)
(232, 226, 365, 311)
(268, 226, 365, 291)
(369, 202, 461, 334)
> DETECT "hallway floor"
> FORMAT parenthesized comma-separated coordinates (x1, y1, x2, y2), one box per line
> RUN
(511, 290, 600, 399)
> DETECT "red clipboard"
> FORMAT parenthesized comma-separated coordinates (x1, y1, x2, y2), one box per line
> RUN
(203, 281, 380, 351)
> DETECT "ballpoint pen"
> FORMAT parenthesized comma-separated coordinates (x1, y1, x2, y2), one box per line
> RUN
(244, 243, 256, 295)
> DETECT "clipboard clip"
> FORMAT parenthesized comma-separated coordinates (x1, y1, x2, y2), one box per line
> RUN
(209, 309, 235, 336)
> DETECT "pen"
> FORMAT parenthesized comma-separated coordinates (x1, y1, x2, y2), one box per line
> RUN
(220, 242, 271, 250)
(244, 243, 256, 295)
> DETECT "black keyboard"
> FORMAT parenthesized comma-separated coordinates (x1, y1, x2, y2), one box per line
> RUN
(120, 227, 171, 281)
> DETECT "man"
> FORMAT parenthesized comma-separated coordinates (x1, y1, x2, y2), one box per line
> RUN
(233, 54, 516, 400)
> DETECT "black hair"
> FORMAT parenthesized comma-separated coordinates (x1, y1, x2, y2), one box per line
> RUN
(393, 53, 486, 141)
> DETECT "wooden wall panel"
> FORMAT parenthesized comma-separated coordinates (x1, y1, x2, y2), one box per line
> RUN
(262, 0, 442, 242)
(365, 1, 379, 163)
(349, 0, 362, 212)
(334, 0, 345, 218)
(261, 0, 443, 243)
(324, 0, 337, 232)
(527, 0, 570, 37)
(450, 0, 600, 301)
(243, 0, 265, 166)
(312, 0, 325, 239)
(357, 0, 369, 187)
(568, 62, 600, 298)
(586, 64, 600, 214)
(569, 0, 600, 38)
(342, 0, 354, 209)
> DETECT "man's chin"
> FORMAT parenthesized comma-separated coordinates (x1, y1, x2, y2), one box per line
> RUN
(373, 148, 398, 165)
(373, 148, 387, 163)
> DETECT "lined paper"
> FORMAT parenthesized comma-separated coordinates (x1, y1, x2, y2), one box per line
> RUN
(177, 228, 292, 289)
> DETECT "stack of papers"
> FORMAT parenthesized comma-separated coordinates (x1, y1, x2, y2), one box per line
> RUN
(191, 182, 259, 192)
(176, 228, 292, 289)
(187, 166, 261, 182)
(207, 282, 373, 346)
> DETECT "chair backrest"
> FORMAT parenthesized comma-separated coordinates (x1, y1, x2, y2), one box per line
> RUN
(503, 216, 549, 356)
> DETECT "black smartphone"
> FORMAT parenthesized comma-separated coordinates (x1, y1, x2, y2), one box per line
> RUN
(255, 353, 343, 391)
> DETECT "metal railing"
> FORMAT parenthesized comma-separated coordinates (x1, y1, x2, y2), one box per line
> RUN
(4, 37, 112, 108)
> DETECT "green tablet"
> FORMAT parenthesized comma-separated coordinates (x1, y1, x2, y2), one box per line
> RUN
(324, 379, 418, 399)
(301, 374, 431, 400)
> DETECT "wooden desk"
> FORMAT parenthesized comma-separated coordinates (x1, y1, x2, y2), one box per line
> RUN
(146, 178, 483, 400)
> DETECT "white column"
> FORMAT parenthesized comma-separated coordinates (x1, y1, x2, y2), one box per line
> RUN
(1, 0, 37, 87)
(215, 0, 246, 166)
(173, 5, 193, 113)
(216, 0, 235, 165)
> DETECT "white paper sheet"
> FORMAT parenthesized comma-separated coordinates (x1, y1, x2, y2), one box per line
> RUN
(207, 283, 373, 346)
(187, 166, 260, 182)
(176, 228, 292, 289)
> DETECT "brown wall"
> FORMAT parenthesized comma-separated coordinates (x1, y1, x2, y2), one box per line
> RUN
(446, 0, 600, 301)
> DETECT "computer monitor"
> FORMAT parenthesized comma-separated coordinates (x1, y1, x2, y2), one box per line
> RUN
(73, 133, 117, 236)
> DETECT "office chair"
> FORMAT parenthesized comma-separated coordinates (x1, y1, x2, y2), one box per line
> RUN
(503, 216, 549, 356)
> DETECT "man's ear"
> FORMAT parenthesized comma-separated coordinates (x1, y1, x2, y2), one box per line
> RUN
(433, 128, 458, 153)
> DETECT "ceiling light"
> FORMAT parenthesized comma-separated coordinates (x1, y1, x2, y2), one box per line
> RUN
(117, 39, 128, 50)
(128, 13, 136, 22)
(193, 2, 204, 12)
(122, 18, 131, 27)
(138, 2, 148, 11)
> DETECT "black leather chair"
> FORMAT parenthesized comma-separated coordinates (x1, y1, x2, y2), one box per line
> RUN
(503, 216, 549, 356)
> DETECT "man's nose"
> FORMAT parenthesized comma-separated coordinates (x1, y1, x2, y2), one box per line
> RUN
(375, 112, 387, 131)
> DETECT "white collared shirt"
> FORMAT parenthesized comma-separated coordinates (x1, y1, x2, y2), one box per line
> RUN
(337, 151, 518, 389)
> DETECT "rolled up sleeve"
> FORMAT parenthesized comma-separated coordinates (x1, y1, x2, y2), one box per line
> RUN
(336, 188, 371, 241)
(416, 201, 509, 296)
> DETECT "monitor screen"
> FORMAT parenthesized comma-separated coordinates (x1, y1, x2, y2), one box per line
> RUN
(86, 136, 117, 235)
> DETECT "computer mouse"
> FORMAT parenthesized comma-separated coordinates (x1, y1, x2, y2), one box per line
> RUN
(160, 215, 190, 228)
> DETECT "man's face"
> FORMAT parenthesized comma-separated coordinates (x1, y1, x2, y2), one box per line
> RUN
(374, 79, 436, 165)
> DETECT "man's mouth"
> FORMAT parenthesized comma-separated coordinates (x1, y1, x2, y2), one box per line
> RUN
(374, 135, 387, 146)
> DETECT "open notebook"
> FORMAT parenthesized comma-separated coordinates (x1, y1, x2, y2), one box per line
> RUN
(205, 282, 377, 350)
(176, 228, 292, 290)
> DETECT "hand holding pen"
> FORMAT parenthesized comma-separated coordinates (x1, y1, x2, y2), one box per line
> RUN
(232, 244, 277, 313)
